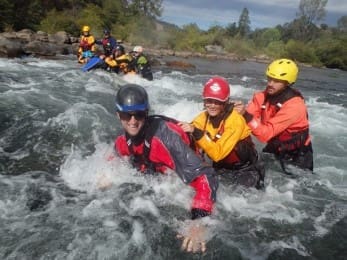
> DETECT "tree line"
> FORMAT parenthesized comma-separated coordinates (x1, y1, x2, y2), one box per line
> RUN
(0, 0, 346, 70)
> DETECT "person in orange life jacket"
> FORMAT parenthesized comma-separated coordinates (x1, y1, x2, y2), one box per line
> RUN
(114, 84, 218, 253)
(233, 59, 313, 174)
(95, 29, 117, 59)
(129, 46, 153, 81)
(77, 25, 96, 64)
(179, 77, 265, 189)
(104, 45, 134, 74)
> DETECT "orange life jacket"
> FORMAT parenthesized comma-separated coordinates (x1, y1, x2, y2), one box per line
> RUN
(261, 87, 311, 155)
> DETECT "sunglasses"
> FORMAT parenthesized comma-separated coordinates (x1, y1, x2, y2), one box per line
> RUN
(118, 111, 147, 121)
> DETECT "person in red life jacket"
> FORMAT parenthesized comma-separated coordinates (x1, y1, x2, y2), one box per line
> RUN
(95, 29, 117, 59)
(77, 25, 96, 64)
(113, 84, 218, 253)
(234, 59, 313, 174)
(179, 77, 265, 189)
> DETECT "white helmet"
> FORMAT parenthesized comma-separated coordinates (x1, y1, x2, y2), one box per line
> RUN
(133, 46, 143, 53)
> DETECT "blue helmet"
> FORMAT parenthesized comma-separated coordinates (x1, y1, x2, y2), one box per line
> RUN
(115, 84, 149, 112)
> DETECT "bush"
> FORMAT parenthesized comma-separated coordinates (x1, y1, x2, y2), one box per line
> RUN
(265, 41, 286, 58)
(224, 38, 257, 58)
(285, 40, 319, 64)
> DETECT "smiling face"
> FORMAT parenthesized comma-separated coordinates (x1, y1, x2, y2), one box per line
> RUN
(266, 76, 289, 96)
(204, 99, 226, 117)
(117, 111, 146, 136)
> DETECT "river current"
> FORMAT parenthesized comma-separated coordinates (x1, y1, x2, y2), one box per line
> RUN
(0, 56, 346, 259)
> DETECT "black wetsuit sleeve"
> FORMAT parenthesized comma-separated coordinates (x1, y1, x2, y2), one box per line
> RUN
(192, 127, 204, 140)
(243, 111, 253, 123)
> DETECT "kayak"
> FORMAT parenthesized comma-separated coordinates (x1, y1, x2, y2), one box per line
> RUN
(81, 57, 104, 72)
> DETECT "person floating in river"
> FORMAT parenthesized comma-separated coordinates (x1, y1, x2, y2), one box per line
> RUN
(129, 46, 153, 81)
(233, 58, 313, 174)
(104, 45, 134, 74)
(112, 84, 218, 253)
(179, 76, 265, 189)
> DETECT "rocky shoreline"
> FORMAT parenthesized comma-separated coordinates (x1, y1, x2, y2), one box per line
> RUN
(0, 29, 271, 70)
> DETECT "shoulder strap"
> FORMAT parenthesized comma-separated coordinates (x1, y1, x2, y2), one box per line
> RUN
(142, 116, 162, 159)
(262, 87, 303, 111)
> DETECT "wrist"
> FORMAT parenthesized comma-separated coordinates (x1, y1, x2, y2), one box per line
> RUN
(243, 111, 253, 123)
(191, 208, 210, 220)
(192, 127, 204, 140)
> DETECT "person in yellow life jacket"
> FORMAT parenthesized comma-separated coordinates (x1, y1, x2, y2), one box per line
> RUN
(234, 59, 313, 175)
(77, 25, 96, 64)
(179, 77, 265, 189)
(104, 45, 134, 74)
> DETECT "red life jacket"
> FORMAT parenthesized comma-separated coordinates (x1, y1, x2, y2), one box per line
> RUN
(262, 87, 310, 154)
(101, 38, 113, 54)
(126, 115, 194, 174)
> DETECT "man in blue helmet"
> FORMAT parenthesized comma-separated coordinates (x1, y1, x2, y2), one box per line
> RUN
(113, 84, 219, 253)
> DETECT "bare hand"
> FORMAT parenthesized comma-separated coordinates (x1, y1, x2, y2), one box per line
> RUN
(232, 100, 246, 115)
(97, 173, 112, 190)
(177, 220, 207, 253)
(178, 122, 194, 133)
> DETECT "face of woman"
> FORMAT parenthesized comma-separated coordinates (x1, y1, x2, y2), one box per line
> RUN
(204, 99, 225, 117)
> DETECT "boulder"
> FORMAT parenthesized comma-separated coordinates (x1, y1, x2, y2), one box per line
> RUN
(16, 29, 35, 42)
(0, 37, 25, 57)
(23, 41, 59, 56)
(48, 31, 71, 44)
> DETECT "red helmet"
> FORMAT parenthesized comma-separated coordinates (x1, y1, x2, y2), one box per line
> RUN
(202, 76, 230, 102)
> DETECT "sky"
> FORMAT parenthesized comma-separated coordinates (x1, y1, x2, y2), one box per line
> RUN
(160, 0, 347, 30)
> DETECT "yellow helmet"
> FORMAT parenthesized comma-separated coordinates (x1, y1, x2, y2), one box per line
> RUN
(266, 59, 298, 84)
(82, 25, 90, 32)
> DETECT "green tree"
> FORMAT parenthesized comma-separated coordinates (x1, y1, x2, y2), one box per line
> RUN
(101, 0, 124, 30)
(297, 0, 327, 24)
(258, 28, 281, 48)
(40, 9, 79, 35)
(293, 0, 327, 40)
(76, 4, 104, 36)
(238, 7, 251, 37)
(126, 0, 163, 18)
(206, 25, 227, 46)
(226, 22, 238, 37)
(0, 0, 14, 31)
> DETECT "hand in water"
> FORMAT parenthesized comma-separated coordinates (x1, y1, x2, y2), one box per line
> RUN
(96, 173, 112, 190)
(177, 220, 208, 253)
(232, 100, 246, 115)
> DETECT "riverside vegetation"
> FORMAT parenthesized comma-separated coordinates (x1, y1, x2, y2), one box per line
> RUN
(1, 0, 346, 71)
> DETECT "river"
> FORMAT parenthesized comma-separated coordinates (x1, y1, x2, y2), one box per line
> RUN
(0, 56, 346, 259)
